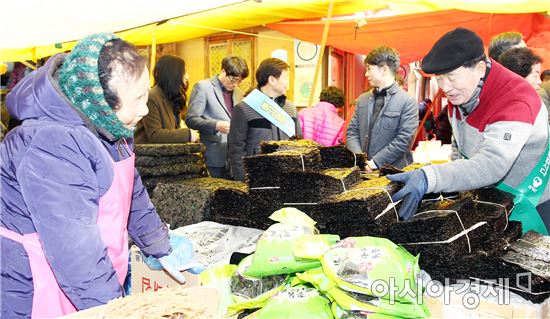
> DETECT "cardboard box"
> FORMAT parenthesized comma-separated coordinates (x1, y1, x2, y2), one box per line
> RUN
(130, 245, 199, 294)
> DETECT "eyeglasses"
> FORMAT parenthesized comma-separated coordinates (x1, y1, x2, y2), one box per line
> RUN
(228, 76, 242, 84)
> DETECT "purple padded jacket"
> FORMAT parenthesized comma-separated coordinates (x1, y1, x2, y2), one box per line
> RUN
(0, 54, 170, 318)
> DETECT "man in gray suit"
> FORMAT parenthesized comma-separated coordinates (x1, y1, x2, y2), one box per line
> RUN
(346, 46, 418, 171)
(186, 56, 249, 178)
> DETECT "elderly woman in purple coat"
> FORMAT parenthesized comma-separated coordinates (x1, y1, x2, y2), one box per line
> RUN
(1, 34, 182, 318)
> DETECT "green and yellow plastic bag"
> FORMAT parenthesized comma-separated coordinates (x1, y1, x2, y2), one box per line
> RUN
(256, 285, 334, 319)
(332, 302, 402, 319)
(200, 264, 237, 315)
(320, 237, 422, 305)
(228, 255, 288, 314)
(297, 267, 430, 318)
(245, 208, 338, 277)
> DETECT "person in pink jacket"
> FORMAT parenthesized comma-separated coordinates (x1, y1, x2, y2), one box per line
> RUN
(299, 86, 345, 146)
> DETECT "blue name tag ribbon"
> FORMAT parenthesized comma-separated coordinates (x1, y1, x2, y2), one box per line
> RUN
(243, 89, 295, 137)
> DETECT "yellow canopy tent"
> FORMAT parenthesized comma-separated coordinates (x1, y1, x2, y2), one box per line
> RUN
(1, 0, 549, 62)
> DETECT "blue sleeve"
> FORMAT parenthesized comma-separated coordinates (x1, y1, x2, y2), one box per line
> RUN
(17, 126, 122, 310)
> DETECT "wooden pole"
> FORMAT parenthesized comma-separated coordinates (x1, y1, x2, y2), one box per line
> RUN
(307, 0, 334, 107)
(150, 25, 157, 87)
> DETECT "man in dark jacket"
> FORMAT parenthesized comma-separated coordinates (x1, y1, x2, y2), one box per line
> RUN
(228, 57, 301, 181)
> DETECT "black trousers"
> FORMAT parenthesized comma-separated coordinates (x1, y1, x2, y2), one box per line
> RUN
(537, 200, 550, 232)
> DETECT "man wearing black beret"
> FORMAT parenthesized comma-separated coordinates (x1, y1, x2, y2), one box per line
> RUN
(387, 28, 550, 235)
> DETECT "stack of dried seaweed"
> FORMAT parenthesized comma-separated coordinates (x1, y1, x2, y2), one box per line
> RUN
(259, 139, 320, 154)
(501, 231, 550, 282)
(386, 187, 550, 303)
(428, 252, 550, 303)
(247, 188, 286, 230)
(278, 167, 361, 204)
(244, 148, 322, 187)
(151, 178, 248, 229)
(135, 143, 208, 193)
(319, 145, 367, 170)
(310, 177, 400, 238)
(387, 188, 512, 268)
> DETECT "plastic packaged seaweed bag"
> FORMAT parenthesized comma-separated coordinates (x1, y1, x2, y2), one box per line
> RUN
(297, 267, 430, 318)
(321, 237, 422, 305)
(228, 255, 288, 315)
(255, 285, 334, 319)
(199, 264, 237, 315)
(332, 302, 401, 319)
(245, 208, 330, 277)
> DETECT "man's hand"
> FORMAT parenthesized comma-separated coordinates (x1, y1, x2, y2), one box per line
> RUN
(386, 169, 428, 220)
(216, 121, 230, 134)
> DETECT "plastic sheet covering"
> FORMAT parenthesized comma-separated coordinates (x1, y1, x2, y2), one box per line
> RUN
(171, 221, 263, 267)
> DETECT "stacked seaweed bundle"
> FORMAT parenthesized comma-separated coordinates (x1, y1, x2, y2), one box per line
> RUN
(245, 141, 374, 229)
(259, 140, 368, 170)
(135, 143, 208, 193)
(311, 177, 400, 238)
(387, 187, 514, 263)
(387, 187, 550, 303)
(244, 148, 322, 188)
(151, 178, 248, 229)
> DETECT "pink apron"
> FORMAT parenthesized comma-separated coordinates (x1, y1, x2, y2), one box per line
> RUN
(0, 143, 135, 318)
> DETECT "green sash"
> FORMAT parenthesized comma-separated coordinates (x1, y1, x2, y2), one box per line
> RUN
(456, 134, 550, 235)
(495, 135, 550, 235)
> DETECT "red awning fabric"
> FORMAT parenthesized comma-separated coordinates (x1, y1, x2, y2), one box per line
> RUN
(267, 10, 550, 66)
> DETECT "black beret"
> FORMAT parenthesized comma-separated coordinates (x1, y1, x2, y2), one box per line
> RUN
(422, 28, 484, 75)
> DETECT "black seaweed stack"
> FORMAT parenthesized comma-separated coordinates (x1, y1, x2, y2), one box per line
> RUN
(387, 187, 550, 303)
(428, 252, 550, 303)
(244, 148, 322, 187)
(311, 177, 400, 238)
(319, 145, 367, 170)
(151, 178, 248, 229)
(135, 143, 208, 193)
(259, 139, 320, 154)
(279, 168, 361, 204)
(388, 188, 512, 268)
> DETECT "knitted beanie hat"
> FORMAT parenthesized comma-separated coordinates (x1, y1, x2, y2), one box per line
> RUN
(59, 33, 133, 139)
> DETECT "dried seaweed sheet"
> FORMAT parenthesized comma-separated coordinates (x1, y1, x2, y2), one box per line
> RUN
(484, 221, 523, 256)
(136, 153, 203, 167)
(279, 168, 361, 204)
(244, 148, 322, 188)
(388, 196, 509, 266)
(141, 173, 206, 194)
(259, 139, 320, 154)
(427, 253, 550, 303)
(151, 178, 248, 229)
(310, 177, 400, 238)
(318, 145, 367, 170)
(501, 231, 550, 281)
(137, 163, 207, 177)
(378, 164, 404, 176)
(507, 230, 550, 263)
(134, 143, 205, 156)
